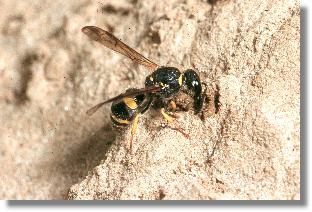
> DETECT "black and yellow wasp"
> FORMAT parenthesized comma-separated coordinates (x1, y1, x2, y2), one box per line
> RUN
(82, 26, 205, 149)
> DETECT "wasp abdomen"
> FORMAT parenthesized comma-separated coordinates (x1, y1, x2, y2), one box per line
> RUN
(110, 101, 135, 126)
(110, 91, 145, 126)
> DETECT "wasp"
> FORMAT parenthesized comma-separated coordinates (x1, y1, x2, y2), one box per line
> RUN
(82, 26, 205, 149)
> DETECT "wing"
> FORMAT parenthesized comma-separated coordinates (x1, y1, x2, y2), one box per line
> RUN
(82, 26, 159, 70)
(86, 86, 161, 116)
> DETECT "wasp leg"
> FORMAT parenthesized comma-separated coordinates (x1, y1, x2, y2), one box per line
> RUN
(129, 115, 139, 150)
(160, 108, 189, 139)
(160, 108, 189, 138)
(167, 126, 189, 139)
(160, 108, 174, 123)
(169, 100, 177, 111)
(166, 101, 181, 119)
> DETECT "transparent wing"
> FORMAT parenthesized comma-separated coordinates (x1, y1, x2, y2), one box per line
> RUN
(86, 86, 161, 116)
(82, 26, 159, 70)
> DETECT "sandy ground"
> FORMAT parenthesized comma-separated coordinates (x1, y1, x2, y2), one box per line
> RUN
(0, 0, 300, 200)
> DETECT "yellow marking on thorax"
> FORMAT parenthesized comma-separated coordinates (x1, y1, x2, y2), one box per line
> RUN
(111, 114, 130, 124)
(160, 82, 169, 88)
(124, 97, 138, 109)
(178, 74, 183, 86)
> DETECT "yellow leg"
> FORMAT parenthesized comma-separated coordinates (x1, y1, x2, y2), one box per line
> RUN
(160, 108, 189, 139)
(160, 108, 174, 123)
(129, 115, 139, 150)
(169, 100, 177, 111)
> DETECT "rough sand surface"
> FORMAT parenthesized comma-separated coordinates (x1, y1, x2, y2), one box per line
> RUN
(0, 0, 300, 200)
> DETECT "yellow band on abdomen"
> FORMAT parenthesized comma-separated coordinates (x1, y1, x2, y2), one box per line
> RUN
(123, 97, 138, 109)
(111, 114, 130, 125)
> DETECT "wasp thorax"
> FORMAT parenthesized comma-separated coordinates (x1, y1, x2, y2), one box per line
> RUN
(145, 66, 182, 99)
